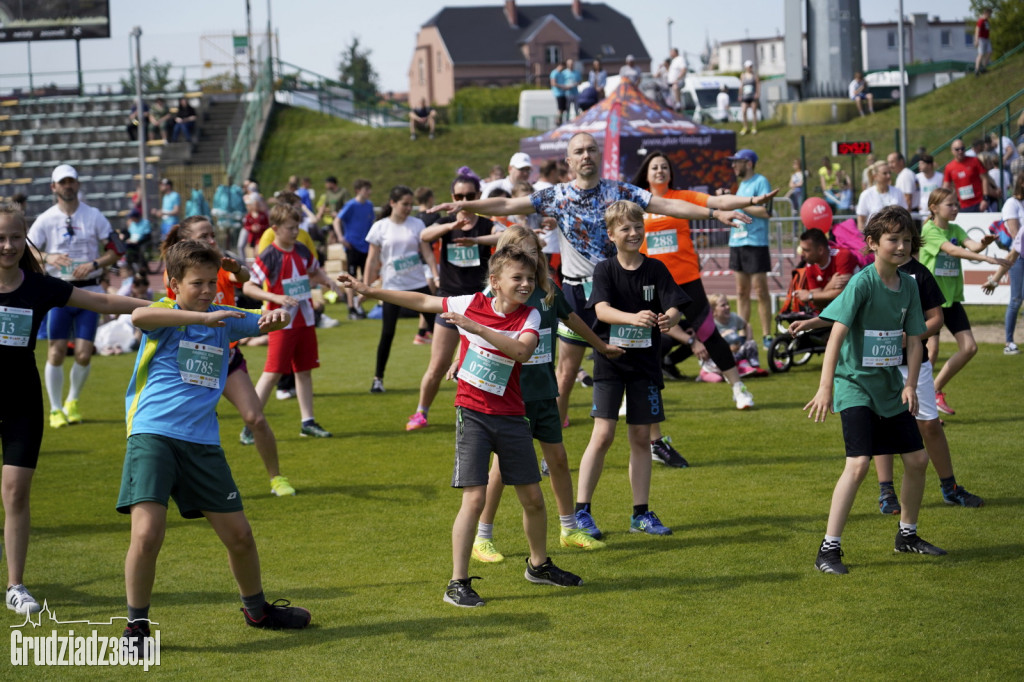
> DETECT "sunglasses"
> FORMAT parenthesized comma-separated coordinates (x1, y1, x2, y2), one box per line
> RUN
(453, 193, 478, 201)
(951, 146, 965, 151)
(64, 216, 75, 240)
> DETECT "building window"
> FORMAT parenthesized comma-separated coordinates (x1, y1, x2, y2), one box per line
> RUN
(545, 45, 562, 64)
(887, 30, 896, 48)
(964, 31, 973, 47)
(601, 44, 615, 56)
(418, 58, 425, 86)
(940, 29, 951, 47)
(437, 57, 442, 73)
(770, 43, 776, 60)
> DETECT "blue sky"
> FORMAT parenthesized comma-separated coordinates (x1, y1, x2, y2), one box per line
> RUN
(0, 0, 972, 94)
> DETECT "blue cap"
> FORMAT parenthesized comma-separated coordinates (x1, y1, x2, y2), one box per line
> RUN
(726, 149, 758, 164)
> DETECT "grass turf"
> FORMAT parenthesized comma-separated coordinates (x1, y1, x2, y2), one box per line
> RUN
(13, 308, 1023, 678)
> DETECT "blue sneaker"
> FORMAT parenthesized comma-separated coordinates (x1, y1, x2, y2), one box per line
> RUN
(879, 489, 901, 515)
(574, 509, 603, 540)
(630, 510, 672, 535)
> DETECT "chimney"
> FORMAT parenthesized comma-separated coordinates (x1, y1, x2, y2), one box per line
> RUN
(505, 0, 517, 27)
(572, 0, 582, 20)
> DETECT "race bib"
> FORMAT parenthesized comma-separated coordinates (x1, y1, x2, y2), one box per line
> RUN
(646, 231, 679, 255)
(610, 324, 652, 348)
(582, 280, 593, 299)
(392, 253, 420, 273)
(282, 274, 312, 301)
(862, 329, 902, 367)
(525, 328, 552, 365)
(457, 344, 514, 396)
(177, 340, 224, 389)
(957, 184, 975, 201)
(731, 219, 748, 241)
(0, 305, 32, 347)
(446, 244, 480, 268)
(58, 261, 91, 281)
(933, 253, 960, 278)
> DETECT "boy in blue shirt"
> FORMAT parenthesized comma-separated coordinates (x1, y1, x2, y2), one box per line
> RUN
(117, 240, 309, 650)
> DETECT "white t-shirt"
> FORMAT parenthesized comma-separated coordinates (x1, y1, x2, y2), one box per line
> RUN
(1002, 196, 1024, 255)
(916, 171, 943, 214)
(988, 168, 1012, 196)
(364, 216, 429, 291)
(28, 203, 113, 281)
(893, 167, 920, 212)
(993, 135, 1020, 165)
(667, 56, 687, 85)
(856, 185, 907, 223)
(848, 79, 865, 99)
(716, 91, 730, 118)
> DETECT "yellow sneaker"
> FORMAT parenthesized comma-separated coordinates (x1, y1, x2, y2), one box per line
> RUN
(739, 126, 748, 136)
(62, 399, 82, 424)
(49, 410, 69, 429)
(270, 475, 296, 496)
(471, 537, 504, 563)
(560, 528, 606, 550)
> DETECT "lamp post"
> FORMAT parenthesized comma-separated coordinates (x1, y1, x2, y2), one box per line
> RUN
(667, 17, 674, 54)
(130, 26, 148, 224)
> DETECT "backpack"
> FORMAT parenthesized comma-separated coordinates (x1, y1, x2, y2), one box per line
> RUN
(988, 219, 1013, 250)
(829, 218, 874, 268)
(184, 188, 210, 218)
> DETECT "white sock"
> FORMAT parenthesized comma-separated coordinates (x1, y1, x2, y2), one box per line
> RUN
(559, 514, 578, 531)
(476, 522, 493, 540)
(68, 362, 91, 401)
(821, 535, 841, 551)
(44, 363, 64, 411)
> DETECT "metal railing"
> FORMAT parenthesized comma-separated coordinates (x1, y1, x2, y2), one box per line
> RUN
(273, 59, 408, 128)
(226, 57, 274, 184)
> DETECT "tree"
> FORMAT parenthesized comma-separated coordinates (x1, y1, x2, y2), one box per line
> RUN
(337, 37, 380, 106)
(969, 1, 1024, 59)
(120, 58, 175, 94)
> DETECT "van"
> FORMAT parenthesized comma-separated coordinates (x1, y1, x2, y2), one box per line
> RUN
(679, 75, 760, 124)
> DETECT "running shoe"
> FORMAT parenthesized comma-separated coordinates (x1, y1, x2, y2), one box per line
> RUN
(629, 510, 672, 535)
(562, 418, 570, 429)
(276, 389, 296, 400)
(650, 437, 689, 468)
(935, 391, 955, 415)
(242, 599, 312, 629)
(574, 509, 603, 540)
(1004, 342, 1020, 355)
(814, 547, 848, 575)
(413, 334, 431, 345)
(471, 538, 504, 563)
(762, 335, 772, 351)
(942, 484, 983, 508)
(879, 489, 901, 515)
(444, 578, 484, 607)
(300, 421, 332, 438)
(524, 558, 583, 587)
(62, 399, 82, 424)
(49, 410, 69, 429)
(239, 426, 254, 446)
(348, 309, 363, 321)
(405, 412, 428, 431)
(6, 584, 41, 614)
(370, 378, 385, 393)
(576, 369, 594, 387)
(661, 358, 683, 381)
(733, 384, 755, 410)
(317, 314, 340, 329)
(541, 458, 549, 476)
(121, 622, 151, 657)
(894, 532, 947, 556)
(560, 528, 606, 550)
(270, 475, 296, 497)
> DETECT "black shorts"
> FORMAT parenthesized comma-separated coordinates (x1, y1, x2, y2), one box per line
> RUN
(729, 245, 771, 274)
(556, 95, 568, 113)
(591, 378, 665, 425)
(346, 247, 368, 277)
(742, 96, 756, 104)
(1, 368, 44, 469)
(556, 279, 595, 347)
(227, 346, 247, 376)
(942, 301, 972, 335)
(839, 406, 923, 457)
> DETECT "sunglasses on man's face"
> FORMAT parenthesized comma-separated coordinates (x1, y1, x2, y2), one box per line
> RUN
(453, 193, 478, 201)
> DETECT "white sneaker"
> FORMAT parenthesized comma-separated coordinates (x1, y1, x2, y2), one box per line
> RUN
(317, 314, 340, 329)
(1004, 342, 1020, 356)
(275, 389, 296, 400)
(6, 584, 41, 614)
(733, 383, 755, 410)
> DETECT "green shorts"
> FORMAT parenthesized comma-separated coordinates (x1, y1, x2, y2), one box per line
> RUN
(525, 397, 562, 444)
(117, 433, 243, 519)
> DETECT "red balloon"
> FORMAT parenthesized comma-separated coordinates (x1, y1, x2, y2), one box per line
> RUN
(800, 197, 833, 232)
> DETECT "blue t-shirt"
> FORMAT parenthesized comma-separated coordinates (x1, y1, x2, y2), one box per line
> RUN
(558, 67, 579, 97)
(295, 187, 314, 212)
(530, 180, 652, 279)
(729, 173, 771, 247)
(160, 191, 180, 236)
(550, 68, 563, 98)
(338, 199, 375, 254)
(125, 301, 261, 445)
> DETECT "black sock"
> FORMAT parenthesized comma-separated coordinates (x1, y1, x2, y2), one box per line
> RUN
(127, 604, 150, 628)
(940, 476, 956, 490)
(632, 504, 649, 518)
(241, 591, 266, 621)
(575, 502, 590, 514)
(417, 328, 427, 337)
(879, 480, 895, 492)
(302, 418, 315, 427)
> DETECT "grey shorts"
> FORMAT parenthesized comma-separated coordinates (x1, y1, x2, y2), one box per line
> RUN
(452, 407, 541, 488)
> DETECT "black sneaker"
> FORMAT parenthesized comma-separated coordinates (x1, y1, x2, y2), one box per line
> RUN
(443, 577, 485, 607)
(814, 546, 848, 575)
(370, 377, 385, 393)
(242, 599, 312, 629)
(300, 421, 332, 438)
(942, 484, 983, 508)
(121, 622, 150, 656)
(524, 557, 583, 587)
(661, 358, 683, 381)
(650, 437, 689, 468)
(894, 532, 947, 556)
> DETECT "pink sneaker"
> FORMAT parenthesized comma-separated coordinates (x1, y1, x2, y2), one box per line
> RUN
(405, 412, 428, 431)
(413, 334, 431, 345)
(935, 391, 955, 415)
(698, 368, 724, 383)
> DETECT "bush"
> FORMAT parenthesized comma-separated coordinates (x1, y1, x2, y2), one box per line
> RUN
(447, 84, 544, 124)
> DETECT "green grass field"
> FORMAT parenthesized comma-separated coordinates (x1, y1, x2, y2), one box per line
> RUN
(11, 308, 1022, 679)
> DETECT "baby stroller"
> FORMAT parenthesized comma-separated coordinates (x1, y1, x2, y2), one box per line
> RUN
(767, 266, 831, 373)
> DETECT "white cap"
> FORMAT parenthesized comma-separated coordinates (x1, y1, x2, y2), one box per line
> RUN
(743, 59, 753, 68)
(51, 164, 78, 183)
(509, 152, 532, 169)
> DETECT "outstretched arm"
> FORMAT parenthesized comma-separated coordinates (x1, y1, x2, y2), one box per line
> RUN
(67, 289, 152, 315)
(431, 196, 535, 218)
(132, 307, 245, 332)
(338, 273, 444, 314)
(648, 190, 775, 226)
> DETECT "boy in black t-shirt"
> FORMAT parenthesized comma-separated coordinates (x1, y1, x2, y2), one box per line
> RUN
(573, 201, 689, 540)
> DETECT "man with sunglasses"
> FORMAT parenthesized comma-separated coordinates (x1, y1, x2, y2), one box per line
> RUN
(942, 138, 995, 213)
(27, 164, 125, 428)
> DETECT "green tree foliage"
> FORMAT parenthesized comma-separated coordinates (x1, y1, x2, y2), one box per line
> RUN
(120, 58, 174, 94)
(337, 37, 380, 106)
(969, 1, 1024, 58)
(449, 85, 536, 124)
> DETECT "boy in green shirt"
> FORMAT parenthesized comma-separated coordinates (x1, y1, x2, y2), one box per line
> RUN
(804, 206, 946, 575)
